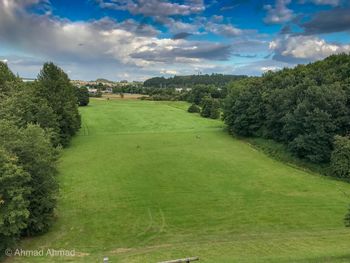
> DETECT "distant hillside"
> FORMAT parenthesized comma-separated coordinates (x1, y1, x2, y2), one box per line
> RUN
(95, 78, 114, 83)
(143, 74, 247, 88)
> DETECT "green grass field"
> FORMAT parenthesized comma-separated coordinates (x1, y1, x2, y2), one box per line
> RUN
(7, 99, 350, 263)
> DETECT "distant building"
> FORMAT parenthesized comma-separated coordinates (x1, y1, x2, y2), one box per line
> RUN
(22, 78, 36, 82)
(87, 88, 98, 95)
(70, 79, 144, 89)
(175, 87, 192, 92)
(103, 87, 113, 93)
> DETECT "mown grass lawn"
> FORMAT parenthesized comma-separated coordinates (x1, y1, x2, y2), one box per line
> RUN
(7, 98, 350, 263)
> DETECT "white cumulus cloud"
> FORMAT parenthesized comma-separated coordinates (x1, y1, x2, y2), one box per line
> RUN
(0, 0, 236, 80)
(261, 66, 280, 72)
(270, 35, 350, 62)
(160, 69, 177, 75)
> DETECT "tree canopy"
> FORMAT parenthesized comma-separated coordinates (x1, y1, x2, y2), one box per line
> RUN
(223, 53, 350, 164)
(37, 62, 81, 146)
(0, 61, 80, 256)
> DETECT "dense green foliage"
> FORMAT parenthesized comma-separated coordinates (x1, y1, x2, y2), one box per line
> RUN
(200, 97, 220, 119)
(186, 84, 224, 104)
(75, 86, 90, 106)
(112, 85, 144, 94)
(0, 121, 59, 236)
(209, 99, 221, 119)
(142, 75, 243, 102)
(0, 148, 30, 255)
(37, 62, 81, 146)
(330, 136, 350, 179)
(0, 82, 60, 146)
(0, 61, 79, 257)
(345, 205, 350, 227)
(187, 104, 200, 113)
(0, 62, 17, 94)
(144, 74, 246, 88)
(224, 54, 350, 165)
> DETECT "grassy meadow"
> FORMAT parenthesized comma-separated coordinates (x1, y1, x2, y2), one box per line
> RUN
(7, 98, 350, 263)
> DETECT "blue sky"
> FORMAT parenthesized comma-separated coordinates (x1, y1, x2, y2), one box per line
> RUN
(0, 0, 349, 81)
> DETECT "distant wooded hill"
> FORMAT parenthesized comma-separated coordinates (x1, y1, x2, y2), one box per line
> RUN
(143, 74, 247, 88)
(95, 78, 114, 83)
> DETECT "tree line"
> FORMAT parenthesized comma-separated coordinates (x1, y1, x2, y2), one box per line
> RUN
(222, 53, 350, 179)
(0, 62, 84, 257)
(143, 74, 246, 88)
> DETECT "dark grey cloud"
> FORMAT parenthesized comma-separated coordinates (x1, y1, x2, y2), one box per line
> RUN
(299, 0, 341, 6)
(280, 24, 292, 34)
(117, 19, 160, 36)
(231, 39, 269, 53)
(206, 21, 243, 37)
(172, 32, 193, 40)
(97, 0, 205, 18)
(301, 8, 350, 34)
(130, 42, 232, 62)
(232, 53, 257, 58)
(166, 18, 201, 35)
(165, 16, 253, 39)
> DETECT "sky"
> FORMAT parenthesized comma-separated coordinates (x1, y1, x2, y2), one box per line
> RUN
(0, 0, 349, 81)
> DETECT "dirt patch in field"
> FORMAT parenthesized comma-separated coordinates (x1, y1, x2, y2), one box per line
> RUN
(102, 94, 146, 100)
(110, 244, 172, 255)
(111, 248, 134, 254)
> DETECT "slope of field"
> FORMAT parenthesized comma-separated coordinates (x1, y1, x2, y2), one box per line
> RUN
(8, 99, 350, 263)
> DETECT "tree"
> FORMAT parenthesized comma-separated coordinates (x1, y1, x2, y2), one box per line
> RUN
(330, 136, 350, 179)
(0, 148, 30, 255)
(224, 79, 265, 136)
(37, 62, 81, 146)
(188, 104, 200, 113)
(345, 205, 350, 227)
(0, 61, 19, 97)
(0, 82, 60, 146)
(0, 120, 59, 236)
(283, 84, 349, 162)
(75, 86, 90, 106)
(0, 61, 16, 86)
(200, 97, 213, 118)
(222, 79, 250, 128)
(187, 85, 213, 105)
(210, 99, 220, 119)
